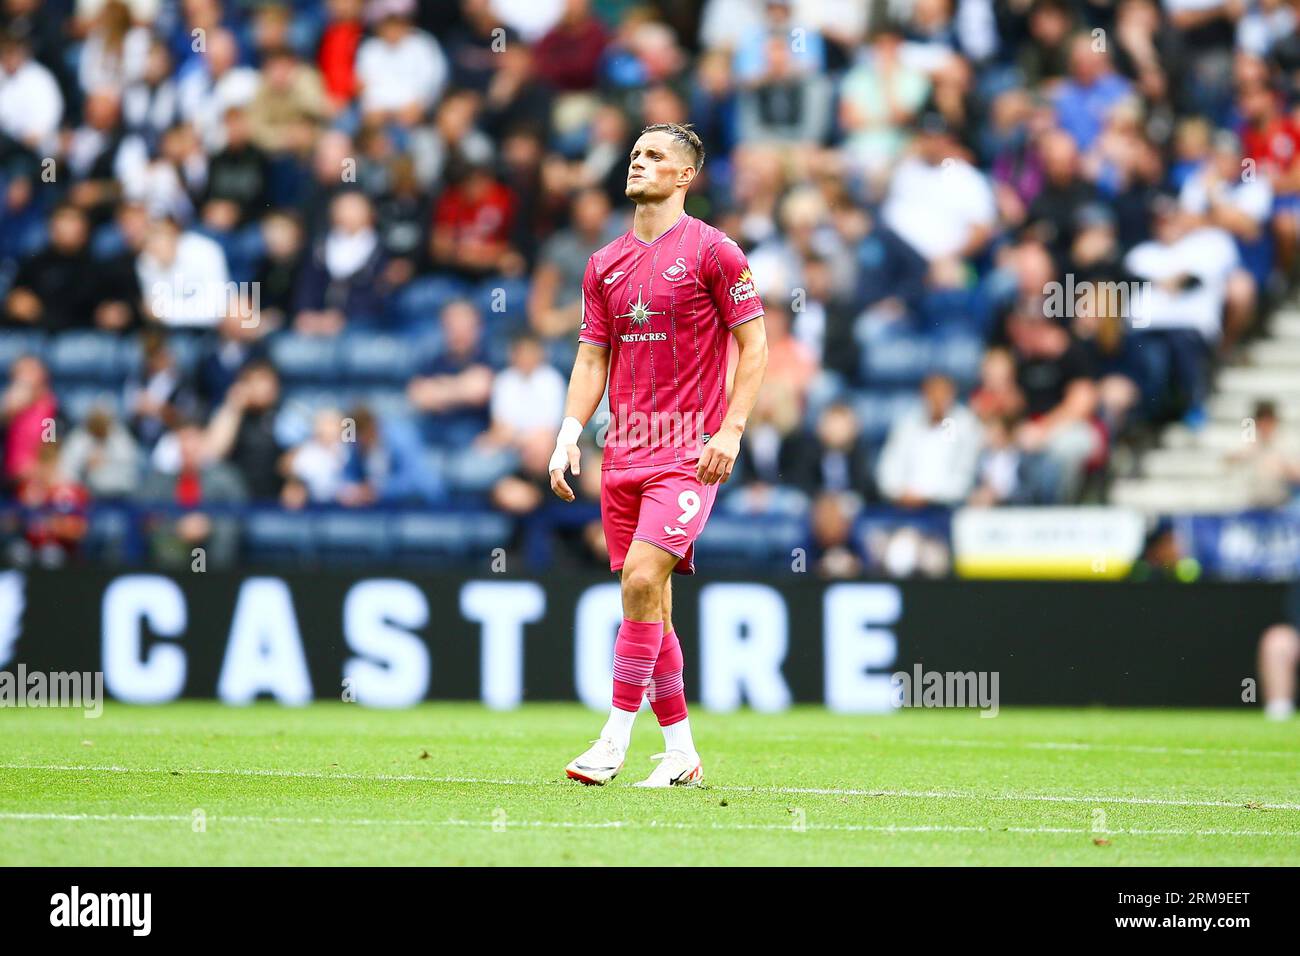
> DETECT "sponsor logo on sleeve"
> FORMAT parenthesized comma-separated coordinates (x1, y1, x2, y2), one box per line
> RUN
(729, 267, 757, 305)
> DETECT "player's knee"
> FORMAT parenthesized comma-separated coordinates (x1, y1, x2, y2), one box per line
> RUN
(1260, 624, 1300, 662)
(622, 564, 664, 608)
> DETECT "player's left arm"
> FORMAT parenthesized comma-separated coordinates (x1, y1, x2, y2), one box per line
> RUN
(698, 315, 767, 485)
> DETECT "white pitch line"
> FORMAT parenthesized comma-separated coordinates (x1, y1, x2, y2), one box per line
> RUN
(919, 738, 1300, 760)
(3, 762, 1299, 813)
(0, 811, 1296, 838)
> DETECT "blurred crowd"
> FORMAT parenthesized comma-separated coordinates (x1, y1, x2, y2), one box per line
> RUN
(4, 0, 1300, 572)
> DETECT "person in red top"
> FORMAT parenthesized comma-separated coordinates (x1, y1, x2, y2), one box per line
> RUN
(533, 0, 610, 92)
(2, 355, 58, 488)
(429, 161, 522, 278)
(548, 123, 768, 788)
(317, 0, 364, 108)
(1239, 82, 1300, 277)
(16, 441, 88, 564)
(142, 421, 247, 568)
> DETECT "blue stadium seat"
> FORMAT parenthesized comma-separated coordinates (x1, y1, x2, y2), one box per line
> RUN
(471, 276, 530, 323)
(341, 333, 418, 384)
(242, 510, 316, 563)
(55, 386, 124, 423)
(314, 511, 393, 563)
(83, 506, 134, 562)
(159, 330, 206, 375)
(934, 332, 984, 387)
(268, 333, 343, 383)
(390, 511, 512, 561)
(357, 388, 410, 421)
(90, 222, 130, 260)
(694, 514, 809, 568)
(717, 485, 811, 518)
(544, 337, 577, 370)
(860, 330, 933, 387)
(224, 224, 268, 284)
(859, 330, 984, 389)
(851, 390, 921, 444)
(389, 275, 471, 330)
(46, 331, 123, 384)
(442, 446, 517, 493)
(0, 331, 47, 373)
(918, 288, 991, 336)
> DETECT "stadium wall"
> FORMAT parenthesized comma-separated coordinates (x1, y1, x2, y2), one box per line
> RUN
(1, 569, 1283, 711)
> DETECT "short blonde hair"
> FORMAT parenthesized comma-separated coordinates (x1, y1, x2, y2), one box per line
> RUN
(639, 123, 705, 173)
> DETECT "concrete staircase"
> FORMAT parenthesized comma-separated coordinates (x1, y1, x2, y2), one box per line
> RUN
(1108, 308, 1300, 514)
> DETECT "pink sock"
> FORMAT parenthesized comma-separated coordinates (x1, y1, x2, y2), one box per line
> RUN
(611, 618, 662, 713)
(647, 629, 688, 727)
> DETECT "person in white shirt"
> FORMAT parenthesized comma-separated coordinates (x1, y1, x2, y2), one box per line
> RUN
(78, 0, 151, 95)
(136, 216, 233, 328)
(1124, 195, 1241, 344)
(0, 31, 64, 154)
(876, 373, 983, 507)
(881, 112, 997, 282)
(489, 0, 565, 43)
(1124, 195, 1240, 421)
(355, 0, 448, 128)
(289, 408, 349, 503)
(177, 27, 260, 151)
(487, 332, 566, 448)
(1236, 0, 1296, 56)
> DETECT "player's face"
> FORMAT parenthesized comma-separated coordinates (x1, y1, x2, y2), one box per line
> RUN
(625, 132, 692, 203)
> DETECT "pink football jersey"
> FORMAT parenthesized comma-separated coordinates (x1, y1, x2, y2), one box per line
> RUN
(579, 214, 764, 470)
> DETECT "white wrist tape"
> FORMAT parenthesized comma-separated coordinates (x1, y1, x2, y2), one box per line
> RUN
(549, 417, 583, 473)
(556, 416, 583, 447)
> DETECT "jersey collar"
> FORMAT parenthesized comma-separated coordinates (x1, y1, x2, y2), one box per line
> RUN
(631, 212, 689, 248)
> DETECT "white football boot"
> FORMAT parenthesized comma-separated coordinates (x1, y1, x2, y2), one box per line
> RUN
(564, 738, 625, 785)
(632, 750, 703, 788)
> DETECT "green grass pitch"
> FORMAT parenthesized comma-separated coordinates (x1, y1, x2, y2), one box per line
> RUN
(1, 703, 1297, 865)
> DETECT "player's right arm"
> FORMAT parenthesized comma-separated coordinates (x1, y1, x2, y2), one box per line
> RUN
(550, 258, 612, 502)
(549, 343, 609, 501)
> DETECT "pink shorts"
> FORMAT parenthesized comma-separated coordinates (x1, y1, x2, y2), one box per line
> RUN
(601, 458, 720, 575)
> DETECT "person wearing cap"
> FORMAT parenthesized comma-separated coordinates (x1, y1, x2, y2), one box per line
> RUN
(355, 0, 447, 129)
